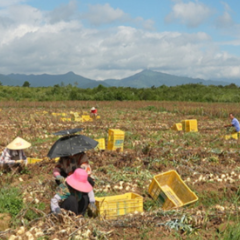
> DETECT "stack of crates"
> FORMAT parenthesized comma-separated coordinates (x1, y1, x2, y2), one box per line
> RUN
(148, 170, 198, 210)
(95, 193, 143, 220)
(182, 119, 198, 132)
(107, 129, 125, 151)
(171, 123, 182, 131)
(95, 138, 106, 150)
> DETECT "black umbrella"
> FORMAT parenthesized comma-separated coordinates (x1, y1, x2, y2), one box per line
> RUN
(53, 128, 83, 136)
(47, 134, 98, 159)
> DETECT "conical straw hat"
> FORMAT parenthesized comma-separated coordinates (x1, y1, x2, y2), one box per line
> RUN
(7, 137, 31, 150)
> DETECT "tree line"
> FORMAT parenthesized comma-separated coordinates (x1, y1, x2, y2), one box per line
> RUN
(0, 83, 240, 102)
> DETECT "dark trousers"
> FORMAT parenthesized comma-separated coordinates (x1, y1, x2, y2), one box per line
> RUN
(60, 193, 89, 216)
(57, 172, 95, 216)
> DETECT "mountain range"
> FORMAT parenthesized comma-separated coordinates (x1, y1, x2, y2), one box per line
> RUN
(0, 70, 238, 88)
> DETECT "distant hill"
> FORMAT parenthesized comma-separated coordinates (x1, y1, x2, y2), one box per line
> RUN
(7, 72, 96, 88)
(104, 70, 229, 87)
(0, 69, 233, 88)
(0, 74, 18, 86)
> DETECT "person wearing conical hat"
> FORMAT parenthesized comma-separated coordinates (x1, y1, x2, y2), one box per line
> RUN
(0, 137, 31, 166)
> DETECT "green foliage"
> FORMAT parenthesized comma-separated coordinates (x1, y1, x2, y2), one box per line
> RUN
(0, 187, 23, 217)
(1, 83, 240, 102)
(24, 202, 46, 222)
(222, 222, 240, 240)
(22, 81, 30, 87)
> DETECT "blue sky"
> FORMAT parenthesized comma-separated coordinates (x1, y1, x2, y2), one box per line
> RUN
(0, 0, 239, 81)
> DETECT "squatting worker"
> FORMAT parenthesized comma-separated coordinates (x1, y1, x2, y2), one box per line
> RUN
(51, 168, 96, 216)
(0, 137, 31, 166)
(224, 113, 240, 133)
(53, 152, 96, 216)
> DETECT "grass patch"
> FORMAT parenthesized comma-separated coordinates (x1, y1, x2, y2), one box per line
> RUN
(0, 187, 23, 217)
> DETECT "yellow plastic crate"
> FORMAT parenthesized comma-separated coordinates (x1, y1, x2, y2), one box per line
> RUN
(27, 158, 43, 164)
(95, 193, 143, 220)
(52, 113, 67, 117)
(171, 123, 182, 131)
(60, 118, 72, 122)
(182, 119, 198, 132)
(224, 132, 239, 140)
(95, 138, 106, 150)
(81, 115, 93, 122)
(74, 117, 83, 122)
(148, 170, 198, 210)
(70, 112, 80, 119)
(107, 129, 125, 151)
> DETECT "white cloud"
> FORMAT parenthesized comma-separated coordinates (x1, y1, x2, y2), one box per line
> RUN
(8, 5, 43, 25)
(83, 3, 129, 26)
(82, 3, 154, 30)
(215, 11, 234, 28)
(221, 1, 231, 12)
(46, 0, 78, 24)
(165, 1, 213, 27)
(0, 1, 239, 81)
(215, 2, 234, 29)
(0, 0, 26, 8)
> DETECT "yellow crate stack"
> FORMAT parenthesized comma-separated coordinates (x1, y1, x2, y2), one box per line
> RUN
(182, 119, 198, 132)
(95, 193, 143, 220)
(95, 138, 106, 150)
(107, 129, 125, 151)
(148, 170, 198, 210)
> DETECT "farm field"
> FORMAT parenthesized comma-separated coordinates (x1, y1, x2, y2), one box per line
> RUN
(1, 101, 240, 240)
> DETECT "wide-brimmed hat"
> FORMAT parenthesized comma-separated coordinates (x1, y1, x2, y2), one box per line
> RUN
(66, 168, 92, 193)
(91, 107, 95, 110)
(7, 137, 31, 150)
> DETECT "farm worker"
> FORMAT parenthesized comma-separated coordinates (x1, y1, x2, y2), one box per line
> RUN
(51, 168, 96, 216)
(224, 113, 240, 133)
(0, 137, 31, 166)
(90, 107, 97, 116)
(53, 152, 96, 216)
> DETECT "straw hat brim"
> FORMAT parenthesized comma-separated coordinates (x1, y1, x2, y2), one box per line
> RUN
(7, 137, 31, 150)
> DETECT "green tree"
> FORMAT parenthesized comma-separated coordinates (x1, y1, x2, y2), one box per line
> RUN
(22, 81, 30, 87)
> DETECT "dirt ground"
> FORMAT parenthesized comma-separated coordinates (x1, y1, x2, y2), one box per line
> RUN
(0, 101, 240, 240)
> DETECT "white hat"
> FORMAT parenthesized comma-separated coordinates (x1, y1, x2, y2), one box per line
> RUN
(7, 137, 31, 150)
(91, 107, 95, 110)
